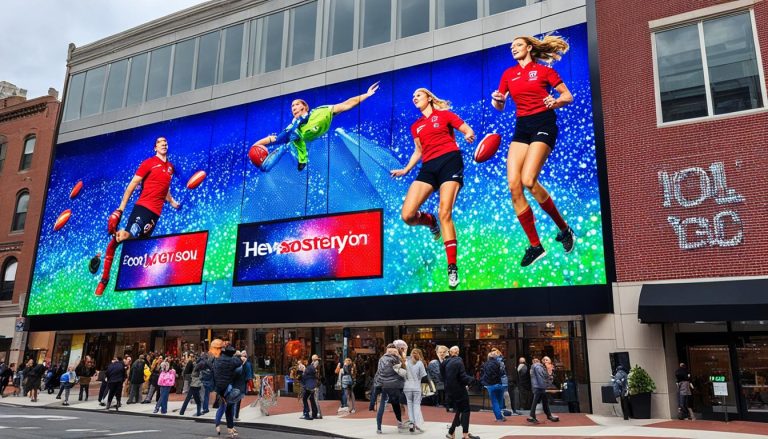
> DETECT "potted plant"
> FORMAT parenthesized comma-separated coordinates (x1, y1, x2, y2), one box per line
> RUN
(627, 364, 656, 419)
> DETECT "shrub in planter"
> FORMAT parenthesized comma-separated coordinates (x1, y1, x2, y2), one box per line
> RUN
(628, 365, 656, 419)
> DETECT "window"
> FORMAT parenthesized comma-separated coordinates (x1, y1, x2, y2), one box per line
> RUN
(81, 65, 106, 117)
(104, 59, 128, 111)
(196, 31, 220, 88)
(12, 191, 29, 231)
(328, 0, 355, 56)
(289, 2, 318, 66)
(0, 140, 6, 173)
(171, 38, 196, 95)
(63, 72, 85, 121)
(19, 136, 35, 171)
(437, 0, 477, 28)
(489, 0, 527, 15)
(146, 46, 172, 101)
(1, 257, 16, 301)
(654, 11, 765, 123)
(126, 53, 149, 106)
(221, 24, 245, 83)
(361, 0, 391, 48)
(399, 0, 430, 38)
(260, 12, 285, 73)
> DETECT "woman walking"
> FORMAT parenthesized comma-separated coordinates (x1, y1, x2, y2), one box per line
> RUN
(337, 357, 356, 414)
(213, 345, 244, 438)
(153, 361, 176, 414)
(375, 344, 408, 434)
(404, 348, 428, 433)
(491, 34, 575, 267)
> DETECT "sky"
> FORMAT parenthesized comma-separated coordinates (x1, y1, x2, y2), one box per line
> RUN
(0, 0, 211, 99)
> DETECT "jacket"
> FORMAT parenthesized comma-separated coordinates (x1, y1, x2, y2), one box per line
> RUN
(441, 356, 474, 400)
(300, 363, 317, 391)
(531, 362, 551, 390)
(213, 353, 243, 394)
(105, 361, 126, 383)
(190, 366, 202, 388)
(480, 359, 502, 386)
(129, 359, 146, 384)
(376, 352, 406, 390)
(517, 363, 531, 390)
(427, 359, 444, 390)
(404, 358, 426, 392)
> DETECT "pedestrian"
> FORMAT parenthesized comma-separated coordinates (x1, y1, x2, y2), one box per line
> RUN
(143, 360, 162, 403)
(24, 359, 45, 402)
(612, 364, 630, 420)
(675, 362, 693, 420)
(368, 360, 383, 412)
(59, 365, 77, 406)
(481, 351, 506, 422)
(300, 357, 320, 421)
(527, 356, 559, 424)
(180, 355, 204, 416)
(442, 346, 479, 439)
(153, 361, 176, 414)
(182, 353, 195, 394)
(497, 352, 520, 415)
(0, 363, 13, 397)
(310, 354, 324, 419)
(562, 375, 579, 413)
(375, 344, 408, 434)
(427, 345, 448, 409)
(213, 345, 243, 438)
(75, 357, 96, 401)
(337, 357, 356, 414)
(197, 342, 220, 414)
(233, 351, 250, 421)
(404, 348, 427, 433)
(127, 354, 146, 404)
(105, 356, 126, 411)
(517, 357, 532, 411)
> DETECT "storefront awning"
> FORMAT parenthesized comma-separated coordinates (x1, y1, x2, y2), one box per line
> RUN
(638, 278, 768, 323)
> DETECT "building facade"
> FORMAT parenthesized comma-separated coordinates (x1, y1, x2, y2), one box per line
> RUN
(0, 90, 60, 366)
(593, 0, 768, 422)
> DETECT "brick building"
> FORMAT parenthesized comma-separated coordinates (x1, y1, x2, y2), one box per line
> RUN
(0, 90, 60, 366)
(590, 0, 768, 422)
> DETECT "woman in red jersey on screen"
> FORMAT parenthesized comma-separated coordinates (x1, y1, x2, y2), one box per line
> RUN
(391, 88, 475, 290)
(491, 35, 575, 267)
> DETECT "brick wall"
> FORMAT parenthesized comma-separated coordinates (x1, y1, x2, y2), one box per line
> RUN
(596, 0, 768, 281)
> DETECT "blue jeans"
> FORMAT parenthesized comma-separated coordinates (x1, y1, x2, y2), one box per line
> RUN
(376, 388, 402, 430)
(369, 385, 382, 410)
(180, 386, 201, 415)
(486, 384, 506, 420)
(201, 387, 211, 412)
(156, 386, 171, 413)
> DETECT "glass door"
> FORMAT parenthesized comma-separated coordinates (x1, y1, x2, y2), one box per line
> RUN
(736, 336, 768, 418)
(687, 345, 738, 418)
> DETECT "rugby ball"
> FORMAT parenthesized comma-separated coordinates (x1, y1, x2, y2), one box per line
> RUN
(54, 209, 72, 231)
(473, 133, 501, 163)
(69, 180, 83, 199)
(186, 170, 207, 189)
(248, 144, 269, 167)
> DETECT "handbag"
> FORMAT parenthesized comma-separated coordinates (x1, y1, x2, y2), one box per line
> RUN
(421, 377, 436, 397)
(334, 372, 343, 391)
(224, 384, 244, 404)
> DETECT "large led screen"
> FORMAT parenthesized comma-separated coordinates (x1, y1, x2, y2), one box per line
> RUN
(28, 23, 606, 316)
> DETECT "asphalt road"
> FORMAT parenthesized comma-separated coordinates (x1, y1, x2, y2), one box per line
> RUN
(0, 406, 330, 439)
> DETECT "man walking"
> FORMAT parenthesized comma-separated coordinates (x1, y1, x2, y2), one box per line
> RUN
(105, 356, 127, 411)
(527, 356, 559, 424)
(126, 355, 146, 404)
(517, 357, 532, 411)
(442, 346, 479, 439)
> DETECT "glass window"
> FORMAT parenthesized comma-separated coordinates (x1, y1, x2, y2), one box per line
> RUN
(290, 2, 318, 66)
(146, 45, 172, 101)
(171, 38, 196, 95)
(104, 59, 128, 112)
(399, 0, 429, 38)
(0, 141, 6, 173)
(126, 53, 149, 106)
(261, 12, 285, 73)
(437, 0, 477, 28)
(12, 191, 29, 231)
(196, 31, 219, 88)
(361, 0, 391, 48)
(221, 24, 244, 83)
(737, 336, 768, 414)
(81, 66, 106, 117)
(0, 257, 16, 301)
(489, 0, 526, 15)
(19, 136, 35, 171)
(63, 72, 85, 121)
(654, 11, 764, 122)
(328, 0, 355, 56)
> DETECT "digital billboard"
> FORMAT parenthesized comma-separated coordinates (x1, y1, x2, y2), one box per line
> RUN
(28, 23, 606, 316)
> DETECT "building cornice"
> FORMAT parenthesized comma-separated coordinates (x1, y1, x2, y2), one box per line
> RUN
(0, 242, 23, 254)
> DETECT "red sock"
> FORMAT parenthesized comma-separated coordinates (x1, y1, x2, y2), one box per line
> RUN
(101, 237, 119, 282)
(539, 196, 568, 230)
(415, 212, 435, 227)
(444, 239, 457, 265)
(517, 206, 541, 247)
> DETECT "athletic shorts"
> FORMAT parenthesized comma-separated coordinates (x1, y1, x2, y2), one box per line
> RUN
(126, 204, 159, 238)
(298, 105, 334, 142)
(415, 151, 464, 191)
(512, 109, 558, 148)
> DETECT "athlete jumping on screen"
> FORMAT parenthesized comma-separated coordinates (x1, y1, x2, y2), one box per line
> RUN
(251, 81, 380, 171)
(391, 88, 475, 289)
(491, 34, 575, 267)
(94, 136, 180, 296)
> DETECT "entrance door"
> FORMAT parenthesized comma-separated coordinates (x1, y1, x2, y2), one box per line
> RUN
(736, 335, 768, 421)
(687, 345, 738, 419)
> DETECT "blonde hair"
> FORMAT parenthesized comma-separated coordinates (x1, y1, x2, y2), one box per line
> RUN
(414, 88, 451, 110)
(514, 34, 569, 64)
(410, 348, 426, 366)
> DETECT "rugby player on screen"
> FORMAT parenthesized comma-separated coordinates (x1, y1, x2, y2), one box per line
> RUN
(94, 136, 180, 296)
(250, 81, 380, 172)
(491, 34, 575, 268)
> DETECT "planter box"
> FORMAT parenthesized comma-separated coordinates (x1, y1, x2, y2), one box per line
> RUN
(629, 392, 652, 419)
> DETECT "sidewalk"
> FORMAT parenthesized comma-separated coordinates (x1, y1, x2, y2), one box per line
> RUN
(2, 385, 767, 439)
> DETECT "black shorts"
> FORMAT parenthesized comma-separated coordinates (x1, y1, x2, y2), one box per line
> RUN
(415, 151, 464, 191)
(126, 204, 159, 238)
(512, 110, 558, 148)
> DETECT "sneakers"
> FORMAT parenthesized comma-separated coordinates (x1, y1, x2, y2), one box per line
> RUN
(555, 226, 575, 253)
(429, 216, 441, 241)
(520, 245, 546, 267)
(526, 417, 540, 424)
(95, 280, 108, 296)
(547, 415, 560, 422)
(447, 264, 459, 289)
(398, 421, 409, 432)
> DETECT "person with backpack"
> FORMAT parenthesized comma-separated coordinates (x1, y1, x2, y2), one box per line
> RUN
(197, 350, 216, 414)
(481, 350, 506, 422)
(180, 355, 205, 416)
(59, 365, 78, 406)
(612, 364, 630, 420)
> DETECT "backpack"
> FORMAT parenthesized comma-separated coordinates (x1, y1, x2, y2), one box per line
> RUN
(612, 371, 627, 398)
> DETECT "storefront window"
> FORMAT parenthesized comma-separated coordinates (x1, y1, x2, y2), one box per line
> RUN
(737, 336, 768, 414)
(688, 345, 738, 415)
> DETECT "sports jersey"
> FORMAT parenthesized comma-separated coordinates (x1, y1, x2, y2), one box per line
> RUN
(410, 109, 464, 163)
(498, 62, 563, 117)
(134, 156, 174, 216)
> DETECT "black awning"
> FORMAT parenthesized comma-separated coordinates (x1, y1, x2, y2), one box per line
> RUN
(638, 278, 768, 323)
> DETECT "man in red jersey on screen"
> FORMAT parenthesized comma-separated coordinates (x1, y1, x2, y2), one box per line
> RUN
(94, 136, 180, 296)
